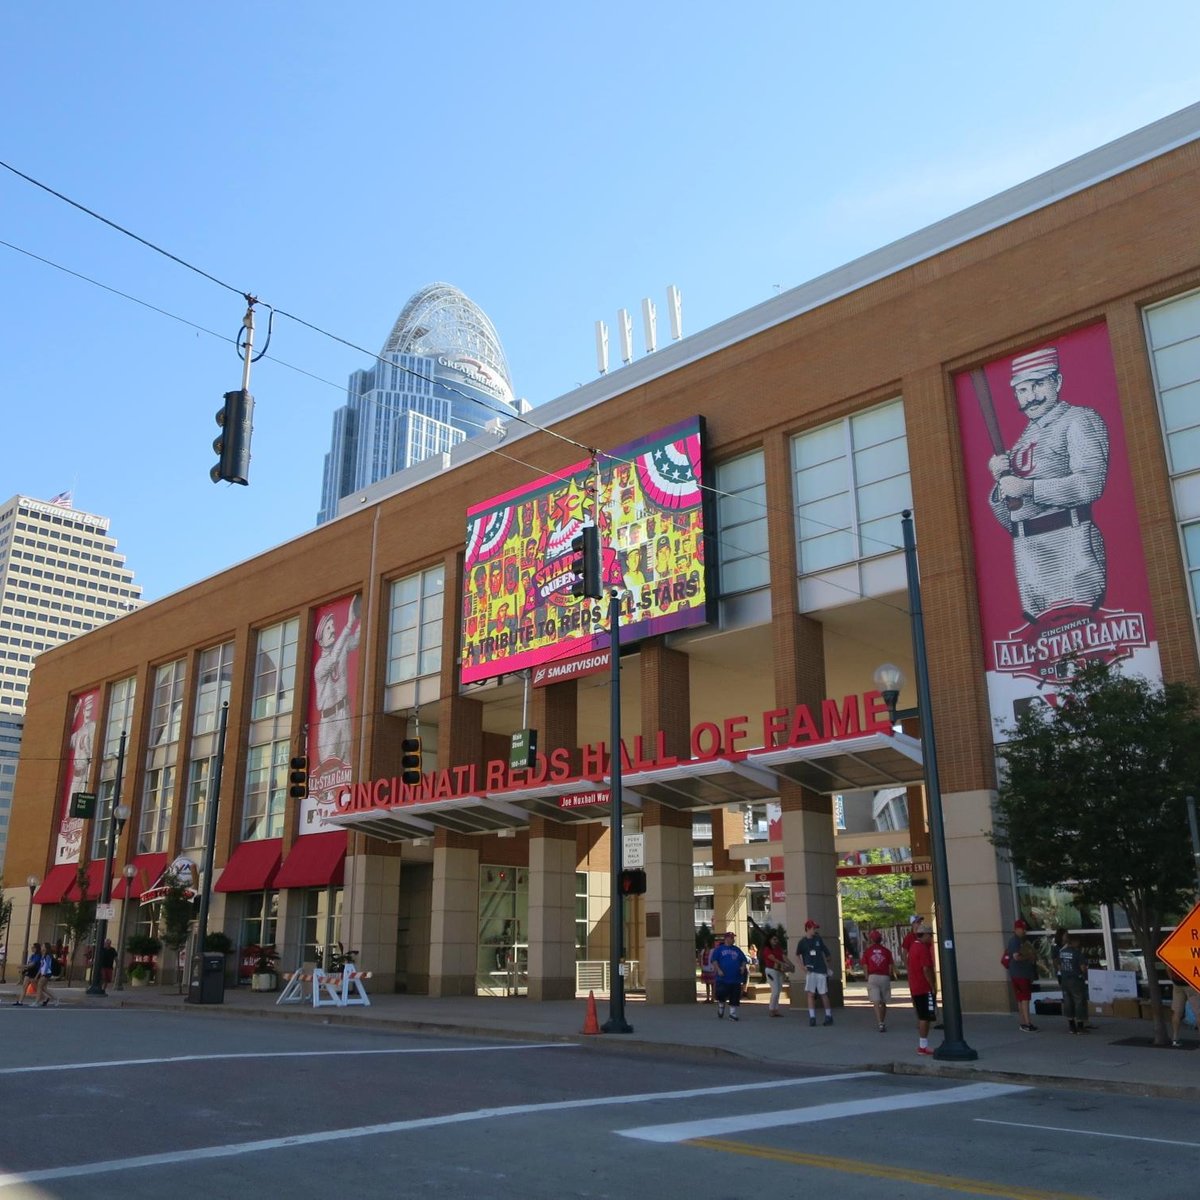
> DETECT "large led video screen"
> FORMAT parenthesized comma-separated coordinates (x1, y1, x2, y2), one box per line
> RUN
(460, 416, 713, 685)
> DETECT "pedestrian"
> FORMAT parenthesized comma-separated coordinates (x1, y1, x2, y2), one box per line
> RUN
(35, 943, 59, 1007)
(795, 919, 834, 1026)
(861, 929, 897, 1032)
(697, 933, 715, 1003)
(760, 933, 795, 1017)
(13, 943, 40, 1006)
(1057, 932, 1088, 1034)
(100, 938, 118, 987)
(908, 925, 937, 1055)
(709, 930, 749, 1021)
(1005, 917, 1039, 1031)
(901, 914, 924, 962)
(1169, 970, 1200, 1048)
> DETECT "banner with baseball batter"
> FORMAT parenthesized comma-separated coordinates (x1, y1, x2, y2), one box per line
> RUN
(55, 687, 100, 865)
(300, 593, 362, 833)
(953, 321, 1162, 739)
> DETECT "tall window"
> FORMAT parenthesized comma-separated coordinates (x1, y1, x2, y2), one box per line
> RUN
(791, 400, 912, 573)
(243, 621, 297, 841)
(385, 566, 444, 712)
(1146, 289, 1200, 648)
(138, 659, 184, 853)
(242, 739, 288, 840)
(91, 676, 136, 858)
(184, 642, 234, 850)
(148, 658, 186, 748)
(193, 641, 234, 736)
(251, 619, 299, 722)
(715, 450, 769, 595)
(387, 567, 444, 683)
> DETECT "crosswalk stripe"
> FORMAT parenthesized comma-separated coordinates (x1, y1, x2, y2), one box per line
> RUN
(618, 1081, 1027, 1142)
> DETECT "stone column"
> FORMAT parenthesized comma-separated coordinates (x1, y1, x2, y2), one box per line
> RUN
(527, 816, 578, 999)
(340, 837, 402, 992)
(428, 828, 479, 997)
(781, 781, 842, 1004)
(638, 641, 696, 1003)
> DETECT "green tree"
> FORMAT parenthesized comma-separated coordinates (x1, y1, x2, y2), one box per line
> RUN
(992, 660, 1200, 1046)
(838, 850, 917, 930)
(58, 865, 95, 985)
(158, 872, 195, 994)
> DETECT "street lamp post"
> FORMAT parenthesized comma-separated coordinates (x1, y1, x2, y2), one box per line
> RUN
(114, 863, 137, 991)
(87, 731, 130, 998)
(873, 510, 977, 1062)
(22, 875, 38, 982)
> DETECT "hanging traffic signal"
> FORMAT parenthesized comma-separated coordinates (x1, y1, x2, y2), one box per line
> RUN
(401, 737, 422, 786)
(619, 868, 646, 896)
(288, 755, 308, 800)
(569, 525, 602, 600)
(211, 389, 254, 485)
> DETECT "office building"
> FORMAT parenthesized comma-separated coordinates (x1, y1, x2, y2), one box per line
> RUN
(0, 493, 141, 868)
(317, 283, 522, 524)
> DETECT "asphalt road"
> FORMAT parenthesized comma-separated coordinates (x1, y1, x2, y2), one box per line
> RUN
(0, 1010, 1195, 1199)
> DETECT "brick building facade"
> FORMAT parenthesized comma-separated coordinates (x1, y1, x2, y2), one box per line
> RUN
(6, 105, 1200, 1011)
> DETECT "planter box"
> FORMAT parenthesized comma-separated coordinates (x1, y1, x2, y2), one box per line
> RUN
(251, 972, 278, 993)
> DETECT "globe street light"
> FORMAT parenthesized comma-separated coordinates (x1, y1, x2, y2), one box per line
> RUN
(114, 863, 137, 991)
(21, 875, 38, 983)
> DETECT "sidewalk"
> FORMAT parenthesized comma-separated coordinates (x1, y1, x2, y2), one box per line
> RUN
(4, 978, 1196, 1100)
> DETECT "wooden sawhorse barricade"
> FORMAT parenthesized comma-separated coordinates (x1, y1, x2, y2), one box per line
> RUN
(277, 966, 372, 1008)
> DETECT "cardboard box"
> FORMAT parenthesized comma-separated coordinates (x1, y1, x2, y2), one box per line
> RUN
(1112, 998, 1140, 1019)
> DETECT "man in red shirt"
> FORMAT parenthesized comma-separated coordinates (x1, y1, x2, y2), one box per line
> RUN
(861, 929, 897, 1033)
(907, 926, 937, 1055)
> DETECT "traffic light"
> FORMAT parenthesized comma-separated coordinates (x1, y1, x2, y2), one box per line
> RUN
(211, 389, 254, 485)
(569, 524, 602, 600)
(401, 737, 422, 786)
(288, 755, 308, 800)
(619, 868, 646, 896)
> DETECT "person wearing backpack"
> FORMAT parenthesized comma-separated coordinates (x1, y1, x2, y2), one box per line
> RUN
(35, 944, 59, 1007)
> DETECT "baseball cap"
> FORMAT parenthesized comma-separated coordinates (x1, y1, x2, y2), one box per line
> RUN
(1013, 918, 1028, 929)
(909, 915, 922, 925)
(868, 929, 883, 943)
(804, 919, 819, 930)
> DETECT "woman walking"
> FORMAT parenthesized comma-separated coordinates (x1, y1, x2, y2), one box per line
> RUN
(761, 933, 794, 1017)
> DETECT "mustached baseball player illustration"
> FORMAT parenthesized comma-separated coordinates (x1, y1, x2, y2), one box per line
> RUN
(981, 346, 1110, 623)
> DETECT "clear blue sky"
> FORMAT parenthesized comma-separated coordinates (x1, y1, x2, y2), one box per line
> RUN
(3, 4, 1198, 601)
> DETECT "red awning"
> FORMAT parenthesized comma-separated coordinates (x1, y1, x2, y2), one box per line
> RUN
(214, 838, 282, 893)
(32, 861, 110, 904)
(32, 864, 81, 905)
(274, 830, 347, 889)
(112, 853, 170, 900)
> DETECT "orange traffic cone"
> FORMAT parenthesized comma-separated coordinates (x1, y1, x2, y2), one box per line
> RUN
(581, 989, 601, 1035)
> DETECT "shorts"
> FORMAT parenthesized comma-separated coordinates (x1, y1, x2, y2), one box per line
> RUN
(805, 972, 829, 996)
(1010, 976, 1033, 1003)
(912, 991, 936, 1020)
(867, 974, 892, 1005)
(714, 980, 744, 1006)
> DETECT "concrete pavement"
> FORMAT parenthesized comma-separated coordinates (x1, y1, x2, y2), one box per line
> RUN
(6, 975, 1196, 1100)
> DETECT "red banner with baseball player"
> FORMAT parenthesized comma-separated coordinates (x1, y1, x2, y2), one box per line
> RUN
(301, 593, 362, 833)
(953, 321, 1162, 738)
(55, 687, 100, 865)
(460, 416, 713, 685)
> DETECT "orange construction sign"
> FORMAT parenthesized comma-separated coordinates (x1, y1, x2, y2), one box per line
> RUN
(1156, 898, 1200, 986)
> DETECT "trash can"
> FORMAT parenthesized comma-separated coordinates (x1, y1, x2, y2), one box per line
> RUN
(187, 952, 226, 1005)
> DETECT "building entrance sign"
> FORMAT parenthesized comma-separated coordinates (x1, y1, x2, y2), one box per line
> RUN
(332, 690, 897, 818)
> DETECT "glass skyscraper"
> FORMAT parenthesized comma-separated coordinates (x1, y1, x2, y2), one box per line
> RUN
(318, 284, 521, 524)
